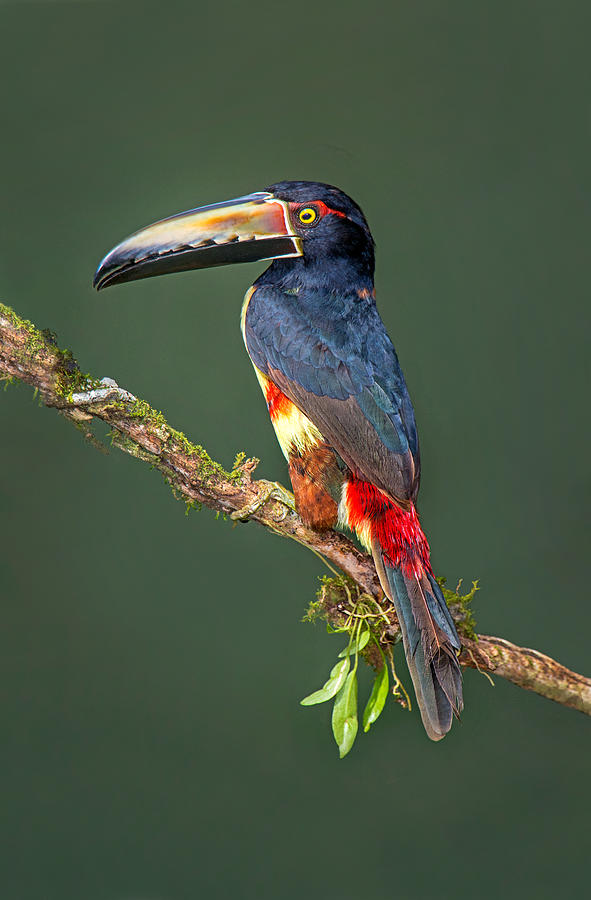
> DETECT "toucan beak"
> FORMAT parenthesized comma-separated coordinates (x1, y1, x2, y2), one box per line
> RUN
(93, 192, 302, 291)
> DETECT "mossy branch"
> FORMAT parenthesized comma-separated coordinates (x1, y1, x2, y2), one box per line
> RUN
(2, 302, 590, 718)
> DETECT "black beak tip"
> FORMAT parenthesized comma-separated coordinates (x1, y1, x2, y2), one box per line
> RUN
(92, 264, 107, 291)
(93, 262, 120, 291)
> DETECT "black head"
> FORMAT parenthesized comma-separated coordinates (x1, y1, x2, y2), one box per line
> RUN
(264, 181, 375, 284)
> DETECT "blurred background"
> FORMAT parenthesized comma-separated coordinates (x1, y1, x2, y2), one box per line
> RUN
(1, 1, 589, 898)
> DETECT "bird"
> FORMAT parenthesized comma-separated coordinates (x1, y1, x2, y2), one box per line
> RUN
(94, 181, 463, 741)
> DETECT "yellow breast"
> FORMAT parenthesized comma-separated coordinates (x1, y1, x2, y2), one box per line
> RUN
(240, 286, 323, 460)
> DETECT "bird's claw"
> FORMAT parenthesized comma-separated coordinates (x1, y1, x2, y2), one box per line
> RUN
(230, 481, 295, 522)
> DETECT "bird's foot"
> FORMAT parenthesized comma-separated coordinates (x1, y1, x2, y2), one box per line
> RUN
(230, 481, 295, 522)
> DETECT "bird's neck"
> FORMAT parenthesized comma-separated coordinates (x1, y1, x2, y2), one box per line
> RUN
(256, 255, 375, 298)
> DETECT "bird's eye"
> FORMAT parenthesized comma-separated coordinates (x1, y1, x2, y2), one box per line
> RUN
(298, 207, 318, 226)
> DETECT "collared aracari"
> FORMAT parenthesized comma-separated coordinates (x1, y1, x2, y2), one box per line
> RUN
(94, 181, 463, 741)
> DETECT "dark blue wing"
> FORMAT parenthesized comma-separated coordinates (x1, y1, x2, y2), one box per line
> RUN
(244, 285, 420, 504)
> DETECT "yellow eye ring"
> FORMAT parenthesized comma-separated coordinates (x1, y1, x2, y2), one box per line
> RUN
(298, 207, 317, 225)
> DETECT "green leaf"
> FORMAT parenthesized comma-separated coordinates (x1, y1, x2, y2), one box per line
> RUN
(332, 671, 358, 758)
(362, 661, 389, 732)
(338, 628, 371, 657)
(326, 623, 349, 634)
(300, 657, 350, 706)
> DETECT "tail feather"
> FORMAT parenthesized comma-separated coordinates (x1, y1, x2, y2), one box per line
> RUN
(425, 570, 461, 649)
(371, 539, 463, 741)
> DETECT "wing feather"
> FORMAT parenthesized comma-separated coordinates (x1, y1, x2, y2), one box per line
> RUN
(244, 285, 420, 504)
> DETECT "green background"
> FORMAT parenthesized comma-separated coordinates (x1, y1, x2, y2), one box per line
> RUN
(1, 2, 589, 898)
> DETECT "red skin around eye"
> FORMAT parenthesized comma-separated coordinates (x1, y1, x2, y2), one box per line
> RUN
(291, 201, 347, 221)
(314, 200, 346, 220)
